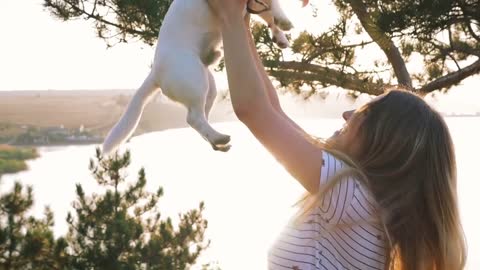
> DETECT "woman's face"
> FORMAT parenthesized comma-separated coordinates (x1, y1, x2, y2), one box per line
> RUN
(330, 95, 385, 157)
(330, 109, 361, 156)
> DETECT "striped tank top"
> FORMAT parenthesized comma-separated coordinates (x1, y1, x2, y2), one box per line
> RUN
(268, 151, 387, 270)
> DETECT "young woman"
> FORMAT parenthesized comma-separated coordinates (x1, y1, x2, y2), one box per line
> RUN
(206, 0, 467, 269)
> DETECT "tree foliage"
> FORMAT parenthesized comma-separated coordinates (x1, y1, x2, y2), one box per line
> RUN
(260, 0, 479, 95)
(44, 0, 173, 46)
(0, 182, 67, 270)
(0, 149, 211, 269)
(66, 148, 209, 269)
(43, 0, 480, 95)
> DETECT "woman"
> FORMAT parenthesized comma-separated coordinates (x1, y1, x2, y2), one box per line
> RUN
(206, 0, 467, 269)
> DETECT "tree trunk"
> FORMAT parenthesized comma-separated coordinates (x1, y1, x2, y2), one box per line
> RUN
(346, 0, 413, 88)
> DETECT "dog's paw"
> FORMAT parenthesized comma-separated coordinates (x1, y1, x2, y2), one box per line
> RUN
(212, 143, 231, 152)
(210, 134, 231, 152)
(275, 39, 289, 49)
(213, 134, 231, 146)
(272, 34, 289, 49)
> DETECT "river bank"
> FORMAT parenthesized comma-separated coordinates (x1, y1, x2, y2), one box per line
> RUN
(0, 145, 39, 176)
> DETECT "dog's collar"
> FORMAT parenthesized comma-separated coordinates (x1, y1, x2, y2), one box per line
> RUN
(246, 0, 270, 14)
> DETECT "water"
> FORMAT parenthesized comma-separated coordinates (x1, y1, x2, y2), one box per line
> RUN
(2, 118, 479, 269)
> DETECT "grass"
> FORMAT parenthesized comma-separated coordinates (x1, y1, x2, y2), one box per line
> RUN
(0, 144, 38, 176)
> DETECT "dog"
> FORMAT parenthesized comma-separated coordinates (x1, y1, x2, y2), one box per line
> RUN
(102, 0, 309, 154)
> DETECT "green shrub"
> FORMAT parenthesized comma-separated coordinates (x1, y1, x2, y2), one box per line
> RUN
(0, 146, 38, 176)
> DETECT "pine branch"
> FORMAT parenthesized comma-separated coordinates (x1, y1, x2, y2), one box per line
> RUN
(44, 0, 150, 38)
(265, 60, 385, 95)
(457, 0, 480, 42)
(419, 58, 480, 93)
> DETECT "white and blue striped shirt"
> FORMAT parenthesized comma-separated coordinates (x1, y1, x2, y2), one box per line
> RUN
(268, 151, 387, 270)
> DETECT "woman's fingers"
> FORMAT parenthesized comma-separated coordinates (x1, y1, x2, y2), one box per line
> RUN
(244, 13, 251, 26)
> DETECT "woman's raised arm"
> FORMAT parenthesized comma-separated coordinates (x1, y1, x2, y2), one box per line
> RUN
(243, 14, 308, 135)
(209, 0, 324, 193)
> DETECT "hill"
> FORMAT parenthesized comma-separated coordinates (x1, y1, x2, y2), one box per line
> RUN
(0, 90, 236, 143)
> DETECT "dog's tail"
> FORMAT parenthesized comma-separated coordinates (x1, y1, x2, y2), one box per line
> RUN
(102, 73, 159, 155)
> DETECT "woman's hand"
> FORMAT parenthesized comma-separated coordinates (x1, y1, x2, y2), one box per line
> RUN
(206, 0, 247, 26)
(208, 0, 323, 195)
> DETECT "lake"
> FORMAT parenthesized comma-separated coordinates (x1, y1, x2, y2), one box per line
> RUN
(2, 117, 479, 269)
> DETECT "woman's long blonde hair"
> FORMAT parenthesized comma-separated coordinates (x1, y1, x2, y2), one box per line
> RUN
(299, 89, 467, 270)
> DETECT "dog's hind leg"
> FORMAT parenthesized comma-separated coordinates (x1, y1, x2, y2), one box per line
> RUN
(159, 56, 230, 151)
(187, 104, 230, 152)
(184, 69, 230, 151)
(102, 72, 159, 155)
(205, 70, 217, 120)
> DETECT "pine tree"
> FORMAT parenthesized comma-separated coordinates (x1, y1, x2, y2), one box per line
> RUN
(65, 148, 209, 270)
(0, 182, 66, 270)
(44, 0, 479, 94)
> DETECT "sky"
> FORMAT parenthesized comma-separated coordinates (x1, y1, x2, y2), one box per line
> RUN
(0, 0, 479, 113)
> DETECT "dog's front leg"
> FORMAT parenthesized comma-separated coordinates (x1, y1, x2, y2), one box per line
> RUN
(258, 11, 290, 49)
(271, 0, 310, 31)
(271, 0, 294, 31)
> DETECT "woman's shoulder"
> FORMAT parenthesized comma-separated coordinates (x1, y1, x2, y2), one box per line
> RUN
(321, 149, 345, 169)
(319, 150, 380, 223)
(320, 150, 353, 185)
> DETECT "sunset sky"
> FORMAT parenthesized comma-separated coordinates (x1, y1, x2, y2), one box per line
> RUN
(0, 0, 479, 113)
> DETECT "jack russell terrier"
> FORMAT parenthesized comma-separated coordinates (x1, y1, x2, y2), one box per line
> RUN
(102, 0, 309, 154)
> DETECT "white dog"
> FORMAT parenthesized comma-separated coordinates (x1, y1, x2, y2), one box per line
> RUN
(102, 0, 308, 154)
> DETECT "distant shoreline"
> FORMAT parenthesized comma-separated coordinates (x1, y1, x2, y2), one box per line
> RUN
(443, 114, 480, 118)
(1, 90, 478, 148)
(11, 141, 103, 148)
(9, 116, 478, 148)
(0, 89, 135, 94)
